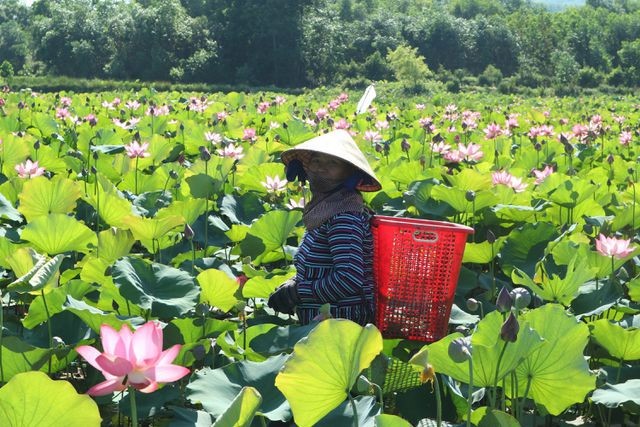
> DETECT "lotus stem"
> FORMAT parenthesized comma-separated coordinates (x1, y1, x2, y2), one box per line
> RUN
(520, 374, 533, 421)
(348, 393, 359, 427)
(0, 290, 4, 383)
(41, 288, 53, 374)
(466, 358, 473, 427)
(434, 373, 442, 427)
(491, 341, 509, 409)
(134, 156, 139, 194)
(129, 386, 138, 427)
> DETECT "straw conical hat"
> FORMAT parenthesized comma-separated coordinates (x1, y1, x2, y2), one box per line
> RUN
(281, 130, 381, 192)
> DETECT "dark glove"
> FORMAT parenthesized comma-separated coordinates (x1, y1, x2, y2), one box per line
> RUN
(268, 279, 300, 315)
(285, 159, 307, 184)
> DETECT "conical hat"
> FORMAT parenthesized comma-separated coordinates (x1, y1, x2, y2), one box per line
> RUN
(281, 130, 381, 192)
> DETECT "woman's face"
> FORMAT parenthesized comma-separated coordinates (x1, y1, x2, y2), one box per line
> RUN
(306, 153, 354, 182)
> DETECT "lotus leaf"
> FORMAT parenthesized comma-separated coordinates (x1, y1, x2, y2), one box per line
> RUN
(275, 319, 383, 427)
(0, 371, 101, 426)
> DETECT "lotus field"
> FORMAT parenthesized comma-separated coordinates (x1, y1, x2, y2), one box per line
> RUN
(0, 87, 639, 427)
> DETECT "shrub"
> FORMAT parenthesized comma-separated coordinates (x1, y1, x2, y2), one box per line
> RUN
(478, 65, 503, 86)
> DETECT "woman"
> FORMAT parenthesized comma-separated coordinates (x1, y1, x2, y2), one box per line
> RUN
(267, 130, 381, 325)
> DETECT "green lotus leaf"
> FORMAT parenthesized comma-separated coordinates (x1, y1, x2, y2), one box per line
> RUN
(546, 176, 596, 208)
(500, 222, 558, 277)
(474, 408, 521, 427)
(2, 136, 30, 176)
(95, 228, 135, 264)
(249, 323, 318, 356)
(427, 311, 544, 387)
(592, 379, 640, 408)
(431, 186, 499, 214)
(126, 214, 184, 252)
(8, 254, 64, 293)
(242, 273, 295, 299)
(463, 238, 506, 264)
(0, 336, 63, 381)
(6, 248, 45, 285)
(446, 168, 494, 192)
(23, 280, 93, 329)
(374, 414, 413, 426)
(21, 214, 97, 255)
(235, 162, 288, 193)
(509, 304, 595, 415)
(156, 198, 207, 225)
(112, 256, 199, 319)
(275, 319, 383, 427)
(62, 295, 128, 333)
(512, 253, 596, 305)
(220, 193, 266, 225)
(84, 174, 134, 228)
(217, 324, 277, 362)
(0, 371, 101, 426)
(591, 319, 640, 361)
(186, 174, 223, 199)
(277, 119, 316, 145)
(187, 355, 289, 421)
(383, 160, 426, 187)
(629, 276, 640, 303)
(0, 236, 21, 268)
(315, 396, 380, 427)
(211, 386, 262, 427)
(167, 406, 213, 426)
(0, 192, 22, 222)
(239, 210, 302, 260)
(164, 317, 237, 346)
(18, 176, 82, 222)
(197, 269, 242, 312)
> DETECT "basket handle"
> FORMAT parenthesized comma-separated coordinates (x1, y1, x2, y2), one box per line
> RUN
(413, 230, 438, 243)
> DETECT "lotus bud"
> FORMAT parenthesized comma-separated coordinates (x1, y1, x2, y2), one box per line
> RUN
(500, 312, 520, 342)
(18, 101, 25, 109)
(510, 288, 531, 310)
(486, 230, 496, 244)
(448, 336, 472, 363)
(90, 166, 97, 175)
(191, 344, 206, 361)
(374, 142, 383, 153)
(496, 286, 513, 313)
(199, 146, 211, 162)
(466, 298, 479, 312)
(465, 190, 476, 202)
(34, 140, 40, 150)
(111, 299, 120, 312)
(183, 223, 194, 240)
(282, 122, 288, 129)
(169, 170, 179, 180)
(419, 155, 426, 167)
(401, 138, 411, 152)
(534, 142, 542, 151)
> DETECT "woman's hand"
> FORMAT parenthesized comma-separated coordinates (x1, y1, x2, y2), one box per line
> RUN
(268, 279, 300, 315)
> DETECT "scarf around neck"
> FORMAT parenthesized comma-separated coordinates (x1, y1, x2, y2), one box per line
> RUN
(303, 187, 364, 230)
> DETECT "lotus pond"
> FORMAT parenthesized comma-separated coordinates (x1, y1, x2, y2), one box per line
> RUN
(0, 88, 638, 426)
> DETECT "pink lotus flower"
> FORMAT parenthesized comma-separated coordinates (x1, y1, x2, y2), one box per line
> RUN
(430, 141, 451, 154)
(56, 108, 70, 120)
(286, 197, 306, 210)
(60, 96, 72, 107)
(126, 100, 141, 110)
(204, 132, 223, 145)
(532, 165, 554, 185)
(415, 103, 426, 110)
(619, 131, 632, 146)
(364, 130, 383, 143)
(334, 118, 350, 130)
(595, 234, 635, 259)
(328, 99, 341, 110)
(337, 93, 349, 103)
(242, 128, 257, 143)
(85, 114, 98, 127)
(274, 96, 287, 106)
(261, 175, 288, 193)
(375, 120, 389, 130)
(76, 322, 189, 396)
(484, 123, 503, 139)
(315, 108, 329, 120)
(217, 143, 244, 160)
(216, 111, 228, 121)
(125, 141, 150, 159)
(492, 170, 514, 186)
(257, 101, 271, 114)
(15, 159, 45, 178)
(458, 142, 484, 162)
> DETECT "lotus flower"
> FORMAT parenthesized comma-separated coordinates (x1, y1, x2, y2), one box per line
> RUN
(124, 141, 150, 159)
(15, 159, 45, 178)
(261, 175, 288, 193)
(76, 322, 189, 396)
(595, 234, 635, 259)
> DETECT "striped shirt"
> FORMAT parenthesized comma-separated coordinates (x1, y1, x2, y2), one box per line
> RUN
(294, 211, 375, 325)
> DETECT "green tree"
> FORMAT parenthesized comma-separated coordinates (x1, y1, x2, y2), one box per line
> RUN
(386, 44, 432, 83)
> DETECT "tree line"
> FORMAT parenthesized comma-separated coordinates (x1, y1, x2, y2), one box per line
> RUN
(2, 0, 640, 92)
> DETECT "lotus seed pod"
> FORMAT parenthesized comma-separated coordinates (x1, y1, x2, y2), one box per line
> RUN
(496, 286, 513, 313)
(466, 298, 480, 312)
(510, 288, 531, 310)
(448, 337, 472, 363)
(500, 312, 520, 342)
(465, 190, 476, 202)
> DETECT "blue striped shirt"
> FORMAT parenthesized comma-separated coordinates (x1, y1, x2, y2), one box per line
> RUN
(294, 211, 375, 325)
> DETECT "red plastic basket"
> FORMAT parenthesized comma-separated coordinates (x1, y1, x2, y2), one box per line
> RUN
(371, 216, 474, 342)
